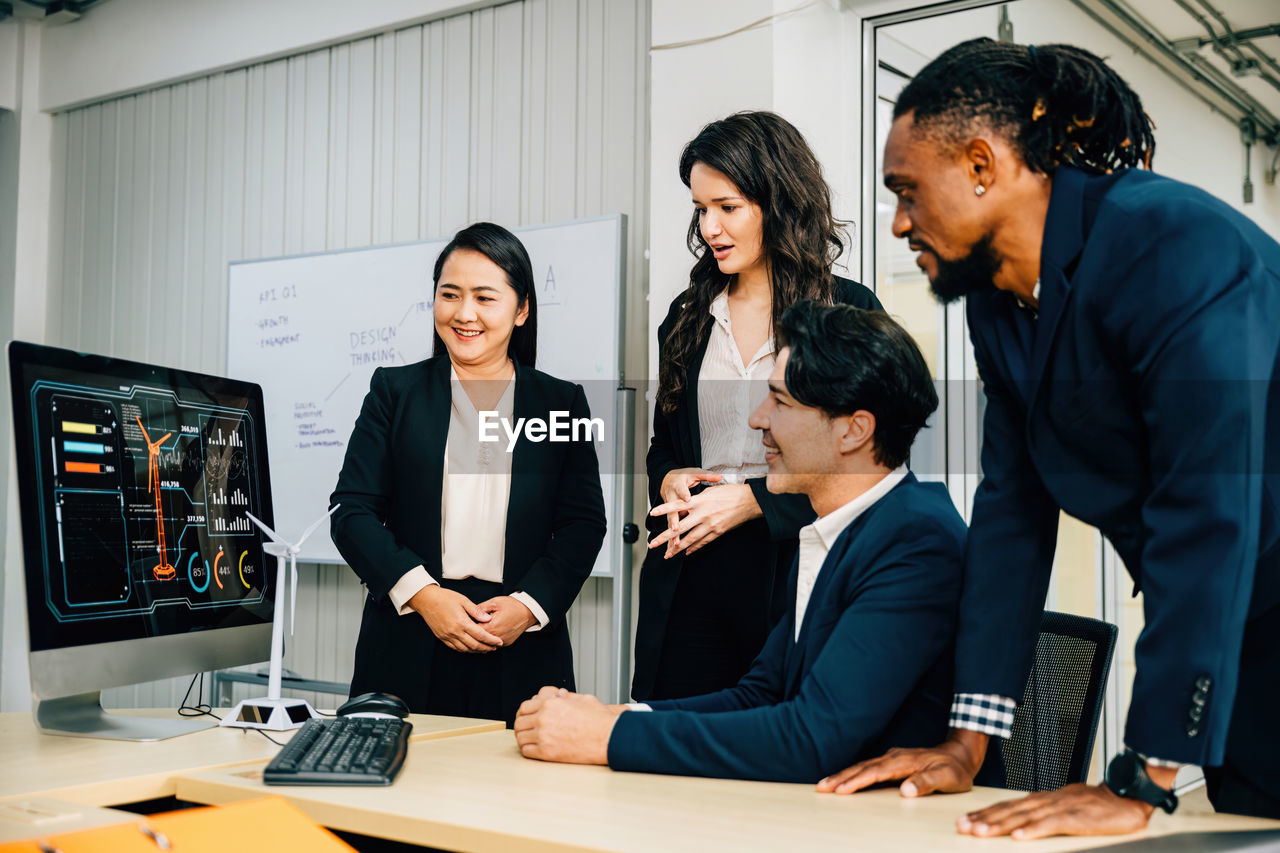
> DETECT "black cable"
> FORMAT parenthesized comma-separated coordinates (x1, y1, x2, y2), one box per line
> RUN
(176, 672, 298, 745)
(177, 672, 219, 720)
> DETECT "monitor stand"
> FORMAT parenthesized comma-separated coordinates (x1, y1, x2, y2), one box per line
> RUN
(33, 692, 216, 741)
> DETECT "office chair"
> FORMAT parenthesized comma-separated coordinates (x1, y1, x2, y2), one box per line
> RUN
(999, 610, 1118, 792)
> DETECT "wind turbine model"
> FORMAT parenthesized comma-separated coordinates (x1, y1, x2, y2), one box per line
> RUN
(220, 504, 338, 731)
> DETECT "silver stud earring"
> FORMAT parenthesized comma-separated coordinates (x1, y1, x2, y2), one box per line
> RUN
(975, 184, 986, 196)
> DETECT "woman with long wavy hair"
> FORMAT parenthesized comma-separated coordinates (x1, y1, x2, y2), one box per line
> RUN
(632, 111, 882, 701)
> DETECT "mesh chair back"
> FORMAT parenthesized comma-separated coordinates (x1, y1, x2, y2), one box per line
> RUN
(999, 610, 1118, 792)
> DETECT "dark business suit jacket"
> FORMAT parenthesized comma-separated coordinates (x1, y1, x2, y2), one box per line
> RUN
(960, 166, 1280, 789)
(610, 474, 965, 782)
(632, 276, 882, 700)
(330, 356, 606, 719)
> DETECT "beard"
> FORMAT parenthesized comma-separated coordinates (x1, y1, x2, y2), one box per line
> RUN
(925, 233, 1003, 304)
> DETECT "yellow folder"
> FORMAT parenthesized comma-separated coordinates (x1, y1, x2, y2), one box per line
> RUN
(0, 796, 354, 853)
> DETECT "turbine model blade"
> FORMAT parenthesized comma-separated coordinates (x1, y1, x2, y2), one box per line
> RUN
(294, 503, 340, 550)
(289, 552, 298, 636)
(245, 511, 286, 545)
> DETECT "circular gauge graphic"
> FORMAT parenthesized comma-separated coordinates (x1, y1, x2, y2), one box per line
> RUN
(238, 549, 253, 589)
(188, 552, 210, 594)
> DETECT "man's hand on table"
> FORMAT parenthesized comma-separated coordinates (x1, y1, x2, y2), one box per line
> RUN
(818, 728, 1177, 840)
(817, 728, 988, 797)
(954, 764, 1177, 839)
(513, 687, 625, 764)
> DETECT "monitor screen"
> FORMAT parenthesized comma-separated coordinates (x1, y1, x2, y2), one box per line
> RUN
(8, 341, 276, 655)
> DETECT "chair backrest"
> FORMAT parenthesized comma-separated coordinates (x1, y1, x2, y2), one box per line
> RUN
(999, 610, 1118, 792)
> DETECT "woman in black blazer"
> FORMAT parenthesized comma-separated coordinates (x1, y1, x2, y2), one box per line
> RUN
(633, 112, 882, 701)
(331, 222, 606, 726)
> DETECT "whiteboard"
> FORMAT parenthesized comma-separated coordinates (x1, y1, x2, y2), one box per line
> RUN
(227, 215, 627, 569)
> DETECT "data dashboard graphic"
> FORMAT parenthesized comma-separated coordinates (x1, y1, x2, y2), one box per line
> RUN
(35, 384, 268, 620)
(12, 353, 276, 651)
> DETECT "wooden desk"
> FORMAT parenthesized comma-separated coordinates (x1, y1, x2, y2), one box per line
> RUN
(0, 799, 141, 843)
(176, 729, 1280, 852)
(0, 709, 501, 807)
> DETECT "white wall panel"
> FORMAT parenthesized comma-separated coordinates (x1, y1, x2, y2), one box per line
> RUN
(0, 109, 20, 692)
(0, 22, 18, 111)
(46, 0, 648, 711)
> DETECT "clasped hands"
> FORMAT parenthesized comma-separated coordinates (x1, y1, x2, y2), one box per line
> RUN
(648, 467, 761, 558)
(409, 585, 535, 653)
(816, 731, 1169, 840)
(513, 686, 626, 764)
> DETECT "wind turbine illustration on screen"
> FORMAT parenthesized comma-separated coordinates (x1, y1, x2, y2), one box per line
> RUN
(136, 417, 177, 581)
(220, 504, 339, 731)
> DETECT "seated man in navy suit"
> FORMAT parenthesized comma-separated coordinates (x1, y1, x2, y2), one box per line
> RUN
(513, 301, 968, 782)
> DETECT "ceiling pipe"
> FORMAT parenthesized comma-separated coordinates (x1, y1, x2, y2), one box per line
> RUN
(1171, 24, 1280, 48)
(1182, 49, 1280, 137)
(1185, 0, 1280, 94)
(1074, 0, 1279, 143)
(1174, 0, 1252, 72)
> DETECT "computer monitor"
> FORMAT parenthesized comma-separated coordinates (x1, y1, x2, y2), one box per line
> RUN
(7, 340, 276, 741)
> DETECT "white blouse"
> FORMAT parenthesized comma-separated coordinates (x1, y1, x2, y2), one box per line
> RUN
(696, 288, 773, 484)
(386, 368, 548, 629)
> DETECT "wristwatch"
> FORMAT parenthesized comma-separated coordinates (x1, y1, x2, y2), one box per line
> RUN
(1104, 749, 1178, 814)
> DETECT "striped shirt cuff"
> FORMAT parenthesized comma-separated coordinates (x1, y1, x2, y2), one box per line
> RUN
(950, 693, 1017, 738)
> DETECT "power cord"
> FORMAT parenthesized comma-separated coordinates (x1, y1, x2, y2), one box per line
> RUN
(650, 0, 818, 52)
(178, 672, 219, 720)
(175, 672, 287, 746)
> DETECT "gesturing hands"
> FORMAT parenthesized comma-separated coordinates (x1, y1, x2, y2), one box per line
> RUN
(655, 468, 722, 541)
(409, 585, 503, 653)
(648, 468, 761, 558)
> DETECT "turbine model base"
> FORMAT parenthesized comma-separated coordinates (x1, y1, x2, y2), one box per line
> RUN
(220, 696, 318, 731)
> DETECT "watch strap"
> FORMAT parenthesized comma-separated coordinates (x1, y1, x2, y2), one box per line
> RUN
(1106, 749, 1178, 814)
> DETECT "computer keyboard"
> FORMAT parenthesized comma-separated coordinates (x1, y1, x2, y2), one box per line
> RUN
(263, 716, 412, 786)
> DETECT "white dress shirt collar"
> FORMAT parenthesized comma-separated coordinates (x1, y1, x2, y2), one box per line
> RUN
(794, 465, 909, 640)
(810, 465, 909, 551)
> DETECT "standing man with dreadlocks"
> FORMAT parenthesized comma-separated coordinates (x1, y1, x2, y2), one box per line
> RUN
(818, 37, 1280, 838)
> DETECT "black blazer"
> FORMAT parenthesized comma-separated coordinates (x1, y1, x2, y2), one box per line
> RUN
(632, 276, 882, 699)
(330, 356, 607, 714)
(611, 474, 965, 781)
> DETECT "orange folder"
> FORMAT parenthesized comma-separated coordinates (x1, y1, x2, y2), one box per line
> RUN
(0, 796, 354, 853)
